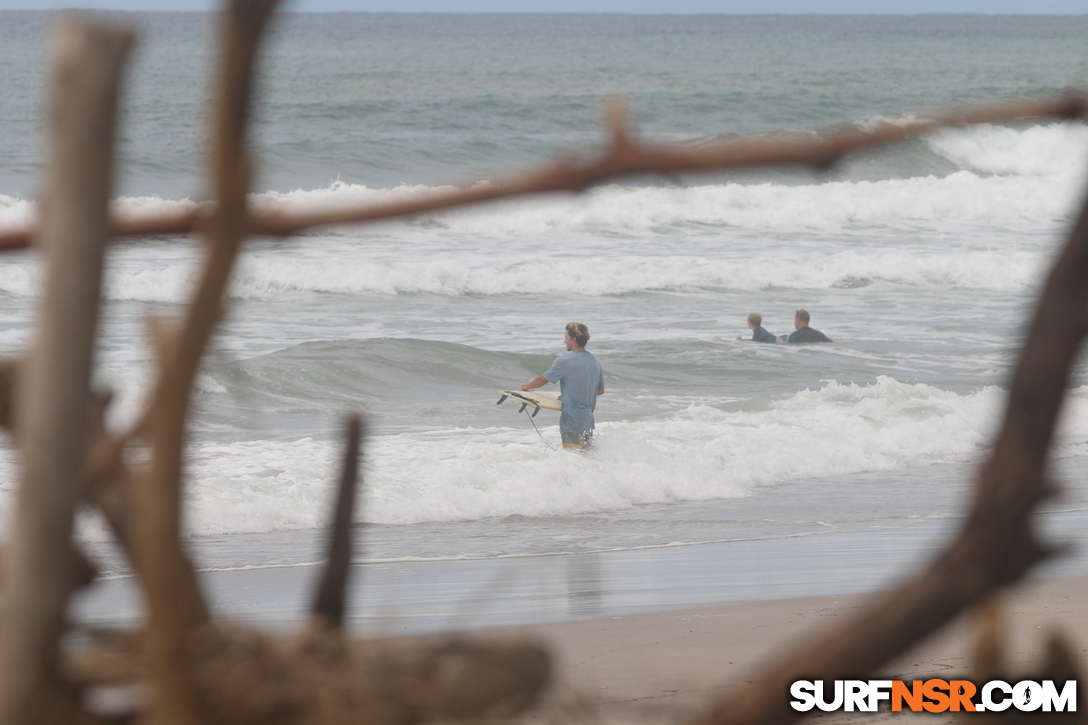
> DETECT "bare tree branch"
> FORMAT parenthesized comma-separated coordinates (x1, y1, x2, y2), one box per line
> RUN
(130, 1, 279, 723)
(686, 170, 1088, 725)
(0, 92, 1082, 252)
(0, 15, 132, 725)
(260, 92, 1082, 238)
(310, 414, 365, 629)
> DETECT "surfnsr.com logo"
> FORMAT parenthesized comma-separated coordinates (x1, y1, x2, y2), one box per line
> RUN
(790, 679, 1077, 713)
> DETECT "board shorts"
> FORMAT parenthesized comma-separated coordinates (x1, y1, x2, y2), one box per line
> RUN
(561, 430, 594, 450)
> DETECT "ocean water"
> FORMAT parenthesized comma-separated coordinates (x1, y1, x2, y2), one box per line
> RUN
(5, 12, 1088, 620)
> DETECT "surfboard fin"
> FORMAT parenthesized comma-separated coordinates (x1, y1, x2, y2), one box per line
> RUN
(496, 394, 508, 405)
(531, 406, 540, 418)
(517, 402, 527, 413)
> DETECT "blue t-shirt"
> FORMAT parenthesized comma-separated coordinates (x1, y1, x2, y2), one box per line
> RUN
(544, 350, 604, 434)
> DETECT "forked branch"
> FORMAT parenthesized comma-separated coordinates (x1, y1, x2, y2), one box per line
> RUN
(130, 1, 280, 723)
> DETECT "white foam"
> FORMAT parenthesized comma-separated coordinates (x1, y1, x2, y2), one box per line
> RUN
(84, 199, 1059, 302)
(248, 171, 1077, 238)
(363, 377, 1005, 526)
(217, 247, 1048, 297)
(186, 379, 1074, 533)
(0, 194, 201, 235)
(48, 226, 1053, 304)
(251, 181, 457, 217)
(926, 122, 1088, 179)
(0, 378, 1084, 540)
(102, 261, 202, 304)
(1, 122, 1084, 248)
(237, 121, 1087, 237)
(0, 195, 35, 232)
(2, 121, 1082, 304)
(112, 195, 202, 217)
(0, 264, 41, 299)
(857, 113, 926, 133)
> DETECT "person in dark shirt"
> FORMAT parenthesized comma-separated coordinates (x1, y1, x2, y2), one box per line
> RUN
(735, 312, 777, 343)
(782, 309, 833, 343)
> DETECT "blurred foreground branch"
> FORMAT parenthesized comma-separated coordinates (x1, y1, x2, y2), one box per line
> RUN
(0, 92, 1083, 251)
(130, 1, 279, 723)
(310, 414, 365, 630)
(0, 17, 132, 725)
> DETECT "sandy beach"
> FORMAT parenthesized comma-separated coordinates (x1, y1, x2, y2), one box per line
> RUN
(73, 526, 1088, 722)
(506, 573, 1088, 723)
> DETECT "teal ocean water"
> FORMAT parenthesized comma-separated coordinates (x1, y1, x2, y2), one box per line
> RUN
(4, 12, 1088, 625)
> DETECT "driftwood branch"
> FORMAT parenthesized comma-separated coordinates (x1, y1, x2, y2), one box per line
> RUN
(0, 356, 139, 559)
(0, 92, 1083, 251)
(130, 1, 279, 723)
(0, 16, 132, 725)
(687, 162, 1088, 725)
(310, 414, 364, 629)
(256, 92, 1088, 236)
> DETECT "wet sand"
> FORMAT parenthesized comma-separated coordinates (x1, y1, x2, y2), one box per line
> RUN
(72, 542, 1088, 723)
(511, 573, 1088, 723)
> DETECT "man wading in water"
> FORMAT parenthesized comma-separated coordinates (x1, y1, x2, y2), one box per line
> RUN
(519, 322, 605, 450)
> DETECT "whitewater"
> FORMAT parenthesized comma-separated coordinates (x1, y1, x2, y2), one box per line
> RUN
(2, 12, 1088, 591)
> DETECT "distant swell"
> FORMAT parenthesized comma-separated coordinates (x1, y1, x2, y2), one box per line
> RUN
(82, 248, 1052, 300)
(0, 122, 1084, 240)
(0, 239, 1055, 303)
(249, 169, 1079, 236)
(233, 249, 1048, 297)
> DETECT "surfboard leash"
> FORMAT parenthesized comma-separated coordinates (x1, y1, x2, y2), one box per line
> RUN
(498, 391, 557, 450)
(523, 406, 557, 451)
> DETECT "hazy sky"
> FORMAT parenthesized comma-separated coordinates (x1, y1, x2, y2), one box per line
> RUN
(0, 0, 1085, 13)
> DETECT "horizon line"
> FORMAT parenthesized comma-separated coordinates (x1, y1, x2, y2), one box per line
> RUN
(1, 7, 1087, 15)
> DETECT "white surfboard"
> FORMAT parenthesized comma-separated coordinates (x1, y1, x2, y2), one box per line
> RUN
(496, 389, 561, 411)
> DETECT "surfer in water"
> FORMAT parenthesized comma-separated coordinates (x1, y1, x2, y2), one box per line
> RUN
(779, 309, 834, 343)
(519, 322, 604, 450)
(735, 312, 777, 343)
